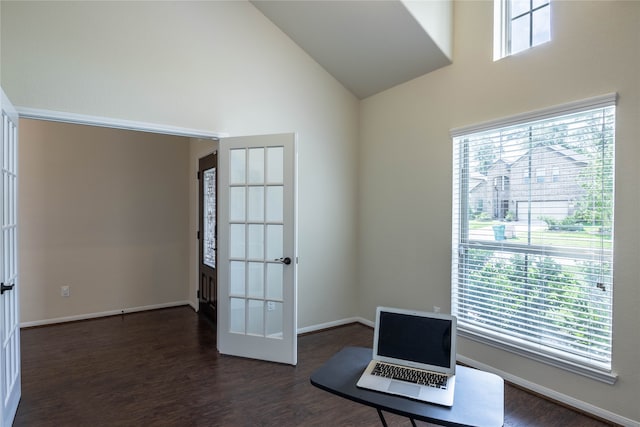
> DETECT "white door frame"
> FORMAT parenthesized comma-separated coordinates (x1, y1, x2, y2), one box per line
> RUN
(13, 107, 225, 318)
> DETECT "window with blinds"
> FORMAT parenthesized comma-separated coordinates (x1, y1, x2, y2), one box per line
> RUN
(451, 95, 616, 382)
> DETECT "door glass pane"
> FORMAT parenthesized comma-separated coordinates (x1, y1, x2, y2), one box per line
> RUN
(247, 300, 264, 335)
(266, 224, 283, 260)
(230, 224, 245, 258)
(247, 262, 264, 298)
(3, 230, 8, 281)
(266, 302, 283, 338)
(267, 146, 284, 183)
(10, 229, 15, 279)
(230, 261, 245, 296)
(3, 176, 8, 225)
(3, 115, 8, 171)
(266, 263, 283, 300)
(248, 148, 265, 184)
(229, 187, 245, 222)
(203, 168, 216, 268)
(266, 186, 283, 222)
(9, 175, 13, 225)
(230, 298, 245, 333)
(247, 224, 264, 259)
(230, 149, 246, 185)
(247, 186, 265, 222)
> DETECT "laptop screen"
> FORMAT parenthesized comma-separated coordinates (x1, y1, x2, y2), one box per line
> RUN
(375, 308, 456, 372)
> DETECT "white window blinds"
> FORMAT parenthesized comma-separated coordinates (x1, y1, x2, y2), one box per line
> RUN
(451, 95, 616, 382)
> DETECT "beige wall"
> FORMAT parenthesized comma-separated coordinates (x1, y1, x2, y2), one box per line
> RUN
(1, 0, 360, 329)
(358, 1, 640, 423)
(19, 120, 191, 323)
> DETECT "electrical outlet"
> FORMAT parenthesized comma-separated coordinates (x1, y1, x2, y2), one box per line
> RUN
(433, 306, 441, 313)
(267, 301, 276, 311)
(61, 286, 70, 297)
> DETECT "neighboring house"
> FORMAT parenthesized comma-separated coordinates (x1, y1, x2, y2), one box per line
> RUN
(470, 145, 588, 221)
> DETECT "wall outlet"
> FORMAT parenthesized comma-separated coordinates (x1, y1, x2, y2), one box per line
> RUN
(61, 286, 70, 297)
(267, 301, 276, 311)
(433, 306, 441, 313)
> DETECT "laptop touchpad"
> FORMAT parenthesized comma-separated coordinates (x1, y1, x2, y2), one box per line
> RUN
(388, 380, 420, 397)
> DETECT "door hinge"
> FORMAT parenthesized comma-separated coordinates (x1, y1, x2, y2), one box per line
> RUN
(197, 289, 201, 299)
(197, 230, 200, 240)
(197, 171, 200, 180)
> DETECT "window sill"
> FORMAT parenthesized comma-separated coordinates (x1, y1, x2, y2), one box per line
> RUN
(458, 325, 618, 385)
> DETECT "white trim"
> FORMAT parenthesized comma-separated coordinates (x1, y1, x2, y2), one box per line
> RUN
(296, 316, 367, 335)
(16, 106, 227, 140)
(457, 354, 640, 427)
(459, 327, 617, 384)
(450, 93, 617, 138)
(19, 301, 192, 328)
(1, 89, 19, 123)
(492, 0, 507, 61)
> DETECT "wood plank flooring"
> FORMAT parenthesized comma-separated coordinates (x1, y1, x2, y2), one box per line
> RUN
(15, 306, 613, 426)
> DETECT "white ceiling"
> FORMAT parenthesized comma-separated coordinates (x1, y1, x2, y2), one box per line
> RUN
(251, 0, 452, 99)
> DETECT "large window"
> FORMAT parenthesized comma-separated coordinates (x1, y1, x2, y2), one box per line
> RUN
(494, 0, 551, 60)
(451, 94, 616, 383)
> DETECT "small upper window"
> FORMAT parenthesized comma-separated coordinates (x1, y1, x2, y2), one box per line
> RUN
(494, 0, 551, 60)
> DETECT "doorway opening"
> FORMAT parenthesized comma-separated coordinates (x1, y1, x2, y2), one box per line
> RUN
(198, 152, 218, 324)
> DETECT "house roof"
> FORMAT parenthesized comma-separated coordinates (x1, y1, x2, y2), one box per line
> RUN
(510, 145, 589, 168)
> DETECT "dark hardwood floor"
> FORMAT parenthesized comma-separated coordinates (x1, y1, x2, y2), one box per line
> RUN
(15, 306, 613, 426)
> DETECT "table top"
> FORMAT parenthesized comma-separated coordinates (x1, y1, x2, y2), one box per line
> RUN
(310, 346, 504, 427)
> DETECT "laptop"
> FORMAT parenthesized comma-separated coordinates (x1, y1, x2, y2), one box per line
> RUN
(356, 306, 457, 406)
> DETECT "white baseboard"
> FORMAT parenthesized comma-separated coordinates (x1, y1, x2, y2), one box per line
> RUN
(20, 301, 193, 328)
(296, 316, 369, 334)
(457, 355, 640, 427)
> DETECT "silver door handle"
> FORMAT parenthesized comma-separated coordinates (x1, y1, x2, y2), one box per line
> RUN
(274, 257, 292, 265)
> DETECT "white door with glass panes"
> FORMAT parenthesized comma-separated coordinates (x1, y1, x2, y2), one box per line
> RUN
(217, 134, 297, 365)
(0, 87, 21, 427)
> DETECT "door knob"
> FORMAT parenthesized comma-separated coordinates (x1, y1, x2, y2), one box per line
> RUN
(275, 257, 292, 265)
(1, 283, 14, 295)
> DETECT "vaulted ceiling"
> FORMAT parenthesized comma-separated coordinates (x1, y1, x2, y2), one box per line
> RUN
(251, 0, 453, 99)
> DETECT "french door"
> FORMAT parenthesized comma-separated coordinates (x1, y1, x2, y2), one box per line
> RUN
(217, 133, 297, 365)
(0, 88, 20, 426)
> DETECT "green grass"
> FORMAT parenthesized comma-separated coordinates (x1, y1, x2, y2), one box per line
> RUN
(522, 231, 612, 249)
(468, 220, 612, 249)
(469, 221, 493, 229)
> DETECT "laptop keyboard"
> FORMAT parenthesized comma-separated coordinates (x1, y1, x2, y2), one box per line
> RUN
(372, 362, 448, 389)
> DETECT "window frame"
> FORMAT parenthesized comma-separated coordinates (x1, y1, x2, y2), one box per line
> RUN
(494, 0, 551, 60)
(450, 94, 618, 384)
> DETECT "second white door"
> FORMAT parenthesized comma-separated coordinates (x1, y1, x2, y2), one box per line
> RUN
(217, 133, 297, 365)
(0, 87, 21, 427)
